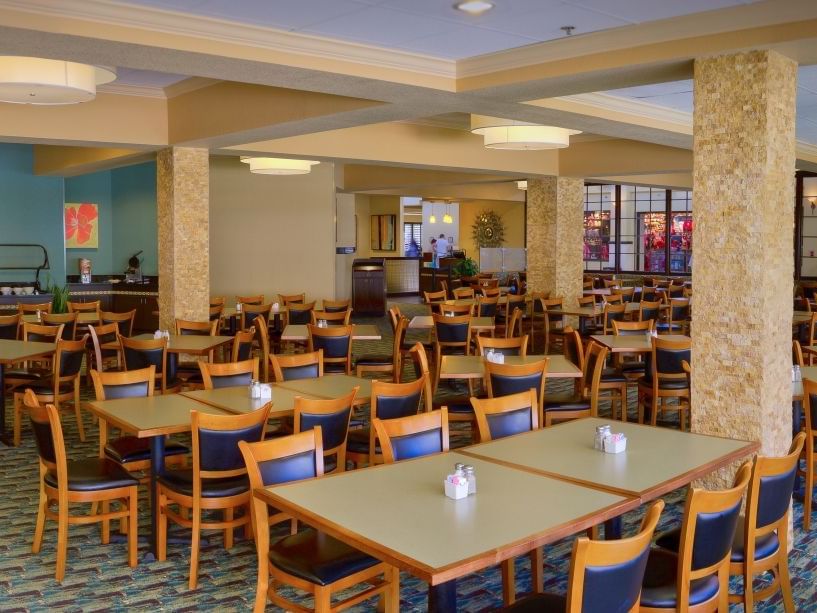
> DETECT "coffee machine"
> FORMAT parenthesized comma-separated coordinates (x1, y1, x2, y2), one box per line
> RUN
(125, 251, 143, 283)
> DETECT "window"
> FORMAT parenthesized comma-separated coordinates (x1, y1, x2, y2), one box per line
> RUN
(404, 222, 422, 256)
(583, 185, 614, 271)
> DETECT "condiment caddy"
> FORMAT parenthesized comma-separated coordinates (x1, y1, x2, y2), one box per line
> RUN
(444, 462, 476, 499)
(594, 424, 627, 454)
(249, 380, 273, 400)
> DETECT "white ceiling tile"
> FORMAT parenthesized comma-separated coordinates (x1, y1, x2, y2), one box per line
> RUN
(399, 24, 539, 59)
(178, 0, 368, 31)
(566, 0, 749, 24)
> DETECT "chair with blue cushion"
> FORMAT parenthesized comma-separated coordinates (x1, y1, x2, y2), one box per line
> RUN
(612, 318, 655, 379)
(232, 327, 256, 362)
(237, 294, 264, 306)
(271, 349, 324, 381)
(200, 357, 259, 389)
(0, 312, 20, 339)
(346, 376, 426, 467)
(373, 407, 449, 463)
(471, 388, 539, 442)
(639, 462, 752, 612)
(543, 341, 608, 427)
(24, 389, 139, 582)
(476, 334, 528, 358)
(321, 298, 350, 313)
(42, 312, 79, 340)
(476, 295, 499, 318)
(239, 429, 399, 613)
(241, 302, 273, 332)
(432, 313, 472, 393)
(287, 301, 316, 326)
(637, 336, 691, 428)
(639, 299, 663, 324)
(100, 309, 135, 337)
(294, 388, 357, 473)
(90, 366, 189, 480)
(174, 318, 219, 387)
(656, 298, 690, 335)
(158, 405, 271, 589)
(311, 309, 352, 326)
(120, 335, 182, 394)
(308, 324, 353, 374)
(3, 318, 56, 392)
(356, 316, 408, 382)
(484, 357, 547, 425)
(800, 379, 817, 530)
(503, 500, 665, 612)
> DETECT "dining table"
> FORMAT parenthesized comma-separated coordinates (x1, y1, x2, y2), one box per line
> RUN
(439, 354, 581, 381)
(0, 339, 57, 445)
(590, 334, 690, 353)
(181, 384, 320, 418)
(281, 324, 381, 341)
(275, 374, 372, 405)
(408, 315, 495, 332)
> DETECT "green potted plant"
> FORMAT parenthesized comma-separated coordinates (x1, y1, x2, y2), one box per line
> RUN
(44, 275, 70, 314)
(453, 257, 479, 282)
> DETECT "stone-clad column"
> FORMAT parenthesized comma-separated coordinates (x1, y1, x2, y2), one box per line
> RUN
(157, 147, 209, 331)
(692, 50, 796, 487)
(526, 177, 584, 309)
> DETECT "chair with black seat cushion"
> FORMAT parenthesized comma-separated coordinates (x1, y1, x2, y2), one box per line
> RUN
(346, 376, 426, 467)
(373, 407, 449, 463)
(24, 390, 139, 582)
(278, 292, 305, 306)
(0, 312, 20, 339)
(287, 301, 316, 326)
(209, 303, 223, 323)
(232, 328, 256, 362)
(543, 341, 608, 427)
(640, 463, 751, 613)
(100, 310, 135, 337)
(42, 312, 78, 340)
(239, 429, 398, 613)
(505, 307, 524, 339)
(3, 319, 58, 392)
(356, 316, 408, 382)
(452, 286, 475, 300)
(13, 335, 87, 446)
(637, 336, 691, 428)
(424, 289, 447, 305)
(612, 319, 655, 380)
(308, 324, 353, 375)
(656, 434, 803, 612)
(120, 335, 182, 395)
(528, 294, 551, 354)
(476, 295, 500, 319)
(471, 388, 539, 442)
(241, 303, 273, 332)
(253, 316, 272, 382)
(237, 294, 264, 306)
(503, 500, 664, 613)
(499, 294, 526, 335)
(321, 298, 350, 313)
(798, 379, 817, 530)
(211, 296, 225, 307)
(407, 342, 433, 412)
(432, 313, 472, 393)
(200, 358, 259, 389)
(294, 388, 357, 473)
(656, 298, 690, 335)
(477, 334, 528, 358)
(311, 309, 352, 326)
(91, 366, 188, 480)
(484, 358, 548, 426)
(480, 285, 502, 298)
(174, 318, 219, 387)
(271, 350, 324, 382)
(639, 300, 663, 324)
(158, 405, 271, 589)
(612, 286, 636, 303)
(86, 322, 122, 387)
(601, 302, 627, 334)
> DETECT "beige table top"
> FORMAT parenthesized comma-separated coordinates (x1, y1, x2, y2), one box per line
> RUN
(23, 312, 99, 324)
(223, 306, 288, 318)
(548, 303, 649, 318)
(181, 384, 316, 419)
(442, 296, 531, 307)
(440, 355, 581, 379)
(0, 339, 56, 364)
(590, 334, 690, 353)
(461, 417, 757, 502)
(276, 374, 372, 404)
(408, 316, 495, 331)
(793, 311, 811, 325)
(256, 451, 634, 585)
(132, 333, 234, 354)
(281, 324, 381, 341)
(86, 393, 230, 437)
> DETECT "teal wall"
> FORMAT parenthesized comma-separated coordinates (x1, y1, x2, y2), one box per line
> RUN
(112, 163, 158, 275)
(0, 143, 65, 285)
(64, 169, 113, 276)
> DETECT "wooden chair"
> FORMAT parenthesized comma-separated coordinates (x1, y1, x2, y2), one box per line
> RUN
(311, 309, 352, 325)
(241, 303, 272, 331)
(601, 302, 627, 334)
(799, 378, 817, 529)
(423, 289, 447, 305)
(505, 307, 524, 338)
(199, 358, 259, 389)
(543, 341, 608, 426)
(505, 500, 665, 612)
(13, 335, 87, 446)
(3, 319, 58, 391)
(611, 286, 635, 303)
(278, 293, 305, 306)
(0, 312, 20, 340)
(373, 407, 449, 464)
(100, 310, 136, 337)
(656, 298, 691, 335)
(237, 294, 264, 306)
(638, 299, 663, 323)
(120, 335, 181, 394)
(407, 342, 433, 412)
(528, 295, 550, 354)
(87, 322, 122, 384)
(499, 294, 526, 333)
(452, 286, 475, 299)
(356, 316, 408, 382)
(432, 313, 472, 393)
(18, 302, 52, 315)
(437, 302, 473, 317)
(603, 294, 623, 305)
(475, 295, 500, 318)
(230, 328, 255, 363)
(440, 279, 450, 299)
(480, 286, 502, 298)
(637, 336, 691, 428)
(308, 324, 353, 374)
(477, 334, 528, 358)
(253, 315, 271, 382)
(238, 430, 398, 613)
(271, 350, 324, 382)
(175, 318, 219, 386)
(90, 366, 188, 479)
(387, 305, 402, 332)
(209, 304, 224, 322)
(210, 296, 225, 307)
(321, 298, 350, 313)
(294, 388, 357, 473)
(67, 300, 100, 313)
(793, 339, 805, 368)
(640, 463, 752, 612)
(471, 389, 539, 442)
(158, 406, 270, 589)
(611, 319, 654, 378)
(24, 390, 139, 582)
(484, 358, 548, 427)
(602, 279, 619, 288)
(346, 376, 426, 467)
(286, 301, 316, 326)
(41, 312, 78, 340)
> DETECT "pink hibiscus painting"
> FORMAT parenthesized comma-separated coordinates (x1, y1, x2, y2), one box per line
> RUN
(65, 202, 98, 248)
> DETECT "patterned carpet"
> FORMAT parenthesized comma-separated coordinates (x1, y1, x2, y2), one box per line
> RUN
(0, 302, 814, 611)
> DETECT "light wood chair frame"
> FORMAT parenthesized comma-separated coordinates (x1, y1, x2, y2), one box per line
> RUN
(799, 379, 817, 530)
(271, 349, 325, 382)
(119, 334, 178, 394)
(100, 310, 136, 337)
(452, 286, 475, 299)
(199, 358, 259, 389)
(278, 293, 305, 306)
(356, 316, 408, 383)
(311, 309, 352, 325)
(484, 357, 548, 426)
(41, 312, 78, 340)
(294, 388, 358, 473)
(373, 407, 450, 464)
(18, 302, 52, 314)
(470, 388, 540, 442)
(241, 303, 273, 332)
(637, 336, 691, 429)
(321, 298, 350, 312)
(307, 324, 353, 375)
(237, 295, 265, 306)
(67, 300, 101, 313)
(476, 334, 529, 358)
(432, 313, 472, 393)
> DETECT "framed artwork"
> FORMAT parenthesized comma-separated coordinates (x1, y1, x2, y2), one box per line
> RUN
(370, 214, 396, 251)
(65, 202, 99, 248)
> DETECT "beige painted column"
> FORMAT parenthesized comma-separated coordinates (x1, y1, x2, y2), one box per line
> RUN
(526, 176, 584, 308)
(692, 50, 796, 487)
(157, 147, 210, 331)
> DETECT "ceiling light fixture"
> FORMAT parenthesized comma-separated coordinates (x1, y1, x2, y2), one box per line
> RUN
(0, 56, 116, 105)
(471, 115, 581, 150)
(454, 1, 494, 16)
(516, 181, 528, 190)
(240, 157, 319, 175)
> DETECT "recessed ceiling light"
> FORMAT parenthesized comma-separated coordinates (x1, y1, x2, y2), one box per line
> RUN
(454, 1, 494, 16)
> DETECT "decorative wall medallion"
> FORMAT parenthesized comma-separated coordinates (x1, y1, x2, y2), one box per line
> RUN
(472, 210, 505, 248)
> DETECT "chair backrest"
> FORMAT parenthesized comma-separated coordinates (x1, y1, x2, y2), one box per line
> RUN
(209, 304, 224, 321)
(471, 388, 539, 441)
(200, 358, 259, 389)
(440, 280, 449, 298)
(91, 366, 155, 400)
(408, 342, 433, 412)
(668, 298, 691, 325)
(476, 295, 499, 317)
(793, 339, 805, 368)
(253, 315, 270, 382)
(611, 286, 635, 302)
(563, 326, 585, 380)
(578, 295, 597, 308)
(308, 324, 352, 372)
(67, 300, 100, 313)
(0, 313, 21, 340)
(175, 318, 217, 336)
(452, 287, 474, 299)
(100, 310, 136, 337)
(604, 294, 623, 305)
(603, 279, 619, 288)
(192, 407, 270, 483)
(583, 342, 610, 417)
(373, 407, 449, 463)
(294, 389, 357, 465)
(287, 301, 316, 325)
(18, 302, 52, 315)
(671, 463, 751, 607)
(423, 289, 447, 304)
(647, 336, 692, 383)
(88, 322, 119, 373)
(232, 328, 255, 362)
(485, 358, 548, 424)
(23, 322, 64, 344)
(53, 336, 89, 380)
(371, 376, 425, 421)
(271, 350, 324, 382)
(120, 335, 170, 391)
(602, 303, 627, 333)
(24, 390, 61, 475)
(433, 314, 472, 351)
(437, 302, 473, 317)
(638, 300, 663, 323)
(237, 294, 264, 306)
(241, 303, 272, 330)
(506, 307, 524, 338)
(210, 296, 225, 307)
(321, 298, 350, 313)
(566, 500, 664, 612)
(481, 286, 501, 298)
(504, 294, 526, 314)
(612, 319, 654, 335)
(310, 309, 351, 326)
(387, 305, 402, 332)
(278, 293, 305, 306)
(477, 334, 528, 357)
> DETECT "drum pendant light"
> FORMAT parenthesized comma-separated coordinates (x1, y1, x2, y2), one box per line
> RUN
(471, 115, 581, 150)
(240, 157, 320, 175)
(0, 57, 116, 105)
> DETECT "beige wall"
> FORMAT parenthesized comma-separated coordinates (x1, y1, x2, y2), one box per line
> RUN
(209, 157, 336, 304)
(459, 199, 526, 265)
(367, 194, 403, 256)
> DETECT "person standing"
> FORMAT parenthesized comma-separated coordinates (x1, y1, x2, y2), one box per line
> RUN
(430, 238, 438, 267)
(436, 233, 449, 259)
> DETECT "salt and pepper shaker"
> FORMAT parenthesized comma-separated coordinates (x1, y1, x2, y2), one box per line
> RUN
(463, 465, 476, 495)
(594, 425, 611, 450)
(250, 379, 261, 399)
(794, 365, 802, 383)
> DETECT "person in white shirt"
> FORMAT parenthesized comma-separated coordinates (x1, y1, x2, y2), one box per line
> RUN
(435, 234, 449, 258)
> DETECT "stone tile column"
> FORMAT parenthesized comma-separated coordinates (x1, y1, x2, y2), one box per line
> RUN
(157, 147, 209, 331)
(692, 50, 796, 487)
(526, 177, 584, 311)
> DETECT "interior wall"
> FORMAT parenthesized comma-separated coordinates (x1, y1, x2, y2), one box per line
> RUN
(209, 157, 335, 304)
(422, 201, 460, 254)
(355, 193, 371, 255)
(0, 144, 65, 284)
(64, 169, 113, 277)
(368, 195, 402, 256)
(111, 163, 158, 275)
(459, 199, 526, 266)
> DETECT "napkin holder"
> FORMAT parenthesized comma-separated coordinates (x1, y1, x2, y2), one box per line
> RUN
(444, 478, 468, 500)
(259, 384, 273, 400)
